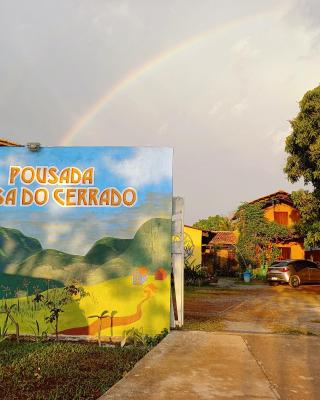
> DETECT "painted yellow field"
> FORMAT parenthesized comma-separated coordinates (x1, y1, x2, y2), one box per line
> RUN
(1, 275, 170, 337)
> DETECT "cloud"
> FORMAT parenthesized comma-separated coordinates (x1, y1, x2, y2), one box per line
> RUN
(0, 173, 7, 186)
(284, 0, 320, 50)
(231, 37, 260, 59)
(209, 101, 223, 116)
(157, 123, 169, 136)
(231, 98, 249, 116)
(43, 223, 72, 247)
(268, 130, 289, 155)
(105, 147, 173, 188)
(0, 154, 26, 168)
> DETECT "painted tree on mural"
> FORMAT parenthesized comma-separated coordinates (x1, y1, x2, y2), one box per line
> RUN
(284, 85, 320, 247)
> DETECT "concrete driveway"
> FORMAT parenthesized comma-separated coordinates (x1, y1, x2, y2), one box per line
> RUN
(101, 281, 320, 399)
(100, 331, 320, 400)
(100, 331, 278, 400)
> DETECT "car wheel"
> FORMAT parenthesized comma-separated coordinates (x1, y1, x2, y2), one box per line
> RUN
(289, 275, 300, 288)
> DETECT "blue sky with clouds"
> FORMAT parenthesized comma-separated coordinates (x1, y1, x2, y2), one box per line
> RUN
(0, 146, 173, 254)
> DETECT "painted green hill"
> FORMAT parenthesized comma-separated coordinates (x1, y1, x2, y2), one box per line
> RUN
(84, 237, 131, 264)
(97, 218, 172, 280)
(12, 218, 172, 284)
(0, 227, 42, 272)
(15, 249, 83, 272)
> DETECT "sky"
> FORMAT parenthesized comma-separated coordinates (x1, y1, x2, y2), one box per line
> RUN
(0, 0, 320, 224)
(0, 147, 173, 254)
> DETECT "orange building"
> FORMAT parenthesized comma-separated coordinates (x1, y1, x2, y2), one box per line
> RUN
(205, 231, 238, 276)
(204, 190, 305, 276)
(154, 268, 167, 280)
(132, 267, 148, 285)
(248, 190, 304, 260)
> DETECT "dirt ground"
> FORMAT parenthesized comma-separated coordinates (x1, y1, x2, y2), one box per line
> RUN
(184, 278, 320, 335)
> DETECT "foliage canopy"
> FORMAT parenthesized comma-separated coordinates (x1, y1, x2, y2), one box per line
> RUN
(284, 85, 320, 247)
(193, 215, 233, 231)
(284, 85, 320, 189)
(235, 202, 290, 268)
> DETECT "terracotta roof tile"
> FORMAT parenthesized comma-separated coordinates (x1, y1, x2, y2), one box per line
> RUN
(209, 231, 237, 245)
(248, 190, 291, 205)
(0, 138, 22, 147)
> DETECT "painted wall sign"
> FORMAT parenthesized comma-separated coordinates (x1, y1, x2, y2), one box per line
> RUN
(0, 147, 173, 337)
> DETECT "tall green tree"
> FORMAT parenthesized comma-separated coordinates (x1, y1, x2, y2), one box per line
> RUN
(193, 215, 233, 231)
(284, 85, 320, 188)
(290, 190, 320, 248)
(284, 85, 320, 247)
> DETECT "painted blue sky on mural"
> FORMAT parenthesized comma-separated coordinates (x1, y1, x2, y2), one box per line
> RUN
(0, 147, 173, 254)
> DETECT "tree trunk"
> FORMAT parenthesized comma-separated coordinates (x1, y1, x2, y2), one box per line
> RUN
(55, 318, 59, 341)
(98, 319, 102, 347)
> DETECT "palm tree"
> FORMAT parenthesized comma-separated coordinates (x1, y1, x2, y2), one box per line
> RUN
(110, 310, 118, 341)
(88, 310, 109, 346)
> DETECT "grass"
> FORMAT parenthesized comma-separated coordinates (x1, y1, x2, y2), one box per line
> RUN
(183, 317, 225, 332)
(271, 323, 318, 336)
(0, 340, 148, 400)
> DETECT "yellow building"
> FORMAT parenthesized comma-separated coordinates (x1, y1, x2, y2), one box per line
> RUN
(248, 190, 304, 260)
(184, 225, 203, 267)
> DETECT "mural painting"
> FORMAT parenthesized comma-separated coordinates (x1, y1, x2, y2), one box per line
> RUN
(0, 146, 173, 337)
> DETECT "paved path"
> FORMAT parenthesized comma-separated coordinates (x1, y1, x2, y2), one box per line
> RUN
(244, 334, 320, 400)
(100, 331, 278, 400)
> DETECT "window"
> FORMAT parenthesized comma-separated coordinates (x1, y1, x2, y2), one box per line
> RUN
(274, 211, 289, 225)
(278, 247, 291, 260)
(304, 261, 318, 268)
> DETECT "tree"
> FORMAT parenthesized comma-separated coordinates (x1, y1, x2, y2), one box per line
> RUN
(284, 85, 320, 190)
(235, 203, 290, 269)
(193, 215, 233, 231)
(290, 190, 320, 248)
(88, 310, 109, 347)
(34, 284, 87, 341)
(284, 85, 320, 247)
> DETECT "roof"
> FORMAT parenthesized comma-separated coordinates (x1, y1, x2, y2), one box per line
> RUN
(135, 267, 148, 275)
(209, 231, 237, 246)
(232, 190, 295, 220)
(0, 138, 22, 147)
(155, 267, 167, 275)
(248, 190, 293, 207)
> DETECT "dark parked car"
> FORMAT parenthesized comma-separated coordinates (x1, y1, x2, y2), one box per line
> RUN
(267, 259, 320, 288)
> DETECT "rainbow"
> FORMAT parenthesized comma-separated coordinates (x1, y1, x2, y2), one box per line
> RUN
(61, 8, 277, 145)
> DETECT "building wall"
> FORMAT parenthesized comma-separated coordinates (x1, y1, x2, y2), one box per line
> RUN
(263, 203, 304, 259)
(184, 226, 202, 267)
(275, 242, 304, 260)
(263, 203, 300, 227)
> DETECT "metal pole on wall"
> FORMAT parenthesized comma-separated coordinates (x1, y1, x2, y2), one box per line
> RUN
(171, 197, 184, 328)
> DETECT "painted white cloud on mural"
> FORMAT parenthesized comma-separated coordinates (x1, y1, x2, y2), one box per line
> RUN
(106, 148, 173, 188)
(0, 173, 6, 185)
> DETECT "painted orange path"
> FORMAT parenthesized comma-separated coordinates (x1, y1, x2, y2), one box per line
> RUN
(59, 283, 157, 336)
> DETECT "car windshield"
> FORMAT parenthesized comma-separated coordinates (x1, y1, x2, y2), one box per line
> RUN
(270, 262, 289, 267)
